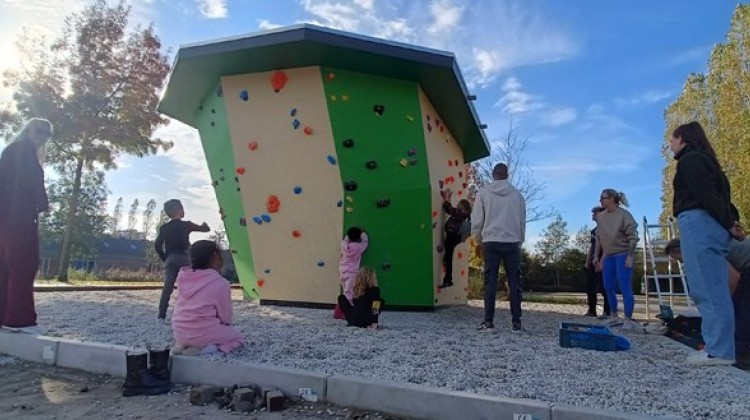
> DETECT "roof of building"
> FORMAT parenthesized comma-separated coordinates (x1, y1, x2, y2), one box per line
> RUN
(41, 237, 148, 259)
(158, 24, 489, 161)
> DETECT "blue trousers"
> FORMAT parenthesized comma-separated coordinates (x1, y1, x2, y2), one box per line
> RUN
(482, 242, 522, 323)
(678, 209, 735, 359)
(602, 252, 635, 318)
(734, 268, 750, 355)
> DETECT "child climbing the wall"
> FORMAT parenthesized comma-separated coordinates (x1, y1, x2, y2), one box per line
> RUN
(154, 199, 210, 323)
(171, 240, 244, 356)
(337, 267, 384, 329)
(439, 188, 472, 289)
(334, 226, 369, 319)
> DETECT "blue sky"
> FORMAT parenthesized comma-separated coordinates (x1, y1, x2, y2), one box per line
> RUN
(0, 0, 743, 246)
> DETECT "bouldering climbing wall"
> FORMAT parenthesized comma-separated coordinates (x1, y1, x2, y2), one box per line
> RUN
(419, 87, 469, 306)
(322, 67, 434, 308)
(221, 67, 343, 304)
(195, 84, 258, 298)
(195, 66, 468, 309)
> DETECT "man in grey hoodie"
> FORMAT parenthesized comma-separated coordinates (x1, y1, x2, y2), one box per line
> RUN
(471, 163, 527, 332)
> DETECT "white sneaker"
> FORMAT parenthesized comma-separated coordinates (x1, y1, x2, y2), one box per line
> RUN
(687, 350, 735, 366)
(606, 317, 624, 327)
(644, 323, 668, 334)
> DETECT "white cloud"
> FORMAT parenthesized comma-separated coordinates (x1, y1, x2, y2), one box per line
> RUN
(495, 77, 544, 114)
(197, 0, 227, 19)
(542, 107, 577, 127)
(427, 0, 464, 35)
(258, 19, 283, 30)
(614, 89, 674, 107)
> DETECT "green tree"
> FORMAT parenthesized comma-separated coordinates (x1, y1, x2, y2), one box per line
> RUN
(127, 198, 140, 237)
(145, 210, 169, 270)
(111, 197, 123, 234)
(40, 169, 111, 257)
(2, 0, 172, 281)
(573, 225, 591, 255)
(535, 215, 570, 266)
(141, 199, 157, 238)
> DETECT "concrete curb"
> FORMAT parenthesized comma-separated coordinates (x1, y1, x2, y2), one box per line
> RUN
(0, 332, 662, 420)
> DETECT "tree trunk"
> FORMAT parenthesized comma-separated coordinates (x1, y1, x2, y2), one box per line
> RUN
(57, 157, 84, 282)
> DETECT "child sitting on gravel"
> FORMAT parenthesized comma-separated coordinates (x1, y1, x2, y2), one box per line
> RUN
(337, 267, 384, 329)
(171, 240, 244, 356)
(334, 226, 369, 319)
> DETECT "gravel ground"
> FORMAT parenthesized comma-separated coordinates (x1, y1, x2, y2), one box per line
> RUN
(32, 290, 750, 419)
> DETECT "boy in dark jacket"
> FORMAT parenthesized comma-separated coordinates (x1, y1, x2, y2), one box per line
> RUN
(439, 188, 471, 288)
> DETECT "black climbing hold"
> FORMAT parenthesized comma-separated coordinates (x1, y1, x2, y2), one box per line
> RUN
(234, 177, 239, 183)
(211, 121, 215, 127)
(220, 176, 225, 181)
(408, 147, 417, 156)
(212, 180, 218, 187)
(239, 217, 247, 226)
(236, 187, 241, 192)
(409, 159, 418, 166)
(373, 104, 385, 116)
(344, 181, 358, 191)
(381, 263, 391, 271)
(231, 249, 238, 254)
(343, 138, 354, 148)
(376, 198, 391, 208)
(199, 105, 204, 111)
(211, 108, 216, 114)
(216, 86, 223, 97)
(365, 160, 378, 170)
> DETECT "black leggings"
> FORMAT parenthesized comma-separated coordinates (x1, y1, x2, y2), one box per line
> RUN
(337, 295, 384, 328)
(443, 232, 462, 282)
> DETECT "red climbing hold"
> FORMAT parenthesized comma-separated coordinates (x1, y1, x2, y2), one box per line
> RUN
(236, 167, 246, 175)
(248, 141, 258, 151)
(458, 171, 463, 178)
(448, 160, 453, 167)
(257, 279, 265, 287)
(454, 159, 459, 166)
(292, 230, 301, 238)
(271, 70, 288, 92)
(432, 211, 438, 218)
(462, 183, 468, 189)
(266, 195, 280, 213)
(457, 190, 463, 197)
(327, 72, 335, 81)
(304, 126, 313, 135)
(457, 252, 463, 259)
(461, 270, 466, 277)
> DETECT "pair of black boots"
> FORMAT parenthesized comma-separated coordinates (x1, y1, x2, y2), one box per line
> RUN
(122, 347, 173, 397)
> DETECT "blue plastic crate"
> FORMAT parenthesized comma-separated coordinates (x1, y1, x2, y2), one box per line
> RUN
(559, 322, 618, 352)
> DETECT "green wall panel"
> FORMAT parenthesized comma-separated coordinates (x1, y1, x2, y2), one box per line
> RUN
(321, 68, 433, 307)
(195, 85, 258, 299)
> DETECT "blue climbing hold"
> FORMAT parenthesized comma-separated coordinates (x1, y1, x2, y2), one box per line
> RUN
(261, 214, 271, 223)
(327, 155, 337, 165)
(290, 108, 297, 116)
(293, 119, 300, 129)
(252, 216, 263, 225)
(317, 261, 325, 267)
(239, 90, 249, 101)
(337, 200, 343, 208)
(294, 186, 302, 194)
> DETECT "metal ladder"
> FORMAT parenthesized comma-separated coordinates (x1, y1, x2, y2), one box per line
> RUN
(642, 216, 694, 320)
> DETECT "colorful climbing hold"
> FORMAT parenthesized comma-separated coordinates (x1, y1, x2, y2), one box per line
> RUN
(435, 118, 441, 126)
(290, 108, 297, 117)
(439, 180, 444, 189)
(405, 115, 415, 122)
(293, 186, 302, 194)
(381, 263, 391, 271)
(454, 159, 459, 166)
(337, 200, 343, 208)
(409, 159, 418, 166)
(292, 119, 300, 129)
(432, 211, 438, 217)
(457, 190, 463, 197)
(234, 177, 239, 183)
(216, 85, 223, 97)
(210, 121, 215, 127)
(236, 167, 246, 175)
(212, 180, 218, 187)
(252, 216, 263, 225)
(239, 90, 249, 101)
(317, 261, 325, 267)
(420, 224, 426, 230)
(344, 181, 357, 191)
(437, 245, 444, 253)
(373, 104, 385, 116)
(271, 70, 288, 92)
(239, 217, 247, 226)
(264, 269, 271, 274)
(432, 222, 438, 228)
(304, 126, 313, 135)
(248, 141, 258, 151)
(292, 230, 301, 238)
(462, 182, 468, 189)
(408, 147, 417, 156)
(365, 160, 378, 169)
(399, 158, 409, 167)
(426, 115, 431, 121)
(327, 155, 337, 165)
(345, 207, 353, 213)
(461, 270, 466, 277)
(261, 214, 271, 223)
(327, 72, 335, 81)
(376, 198, 391, 208)
(345, 196, 354, 203)
(427, 123, 432, 132)
(457, 252, 463, 259)
(343, 138, 354, 148)
(458, 171, 463, 178)
(342, 94, 350, 101)
(448, 160, 453, 167)
(330, 95, 337, 101)
(257, 279, 265, 287)
(266, 195, 280, 213)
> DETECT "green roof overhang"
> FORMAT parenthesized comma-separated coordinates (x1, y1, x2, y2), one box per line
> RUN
(158, 24, 489, 162)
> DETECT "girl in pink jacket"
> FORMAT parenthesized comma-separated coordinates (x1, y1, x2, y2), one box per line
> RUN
(334, 227, 369, 319)
(171, 240, 244, 355)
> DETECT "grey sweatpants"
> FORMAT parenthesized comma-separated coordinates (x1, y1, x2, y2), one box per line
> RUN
(158, 253, 190, 319)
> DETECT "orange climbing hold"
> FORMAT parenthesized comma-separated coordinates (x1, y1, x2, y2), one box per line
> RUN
(271, 70, 289, 92)
(236, 167, 246, 175)
(292, 230, 301, 238)
(266, 195, 280, 213)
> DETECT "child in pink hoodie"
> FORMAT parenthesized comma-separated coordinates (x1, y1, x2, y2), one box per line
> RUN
(171, 240, 244, 355)
(334, 227, 369, 319)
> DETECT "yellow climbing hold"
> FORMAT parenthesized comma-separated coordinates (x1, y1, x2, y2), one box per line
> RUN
(345, 207, 354, 213)
(400, 158, 409, 167)
(406, 115, 415, 122)
(330, 95, 337, 101)
(342, 94, 350, 101)
(346, 196, 354, 203)
(420, 224, 426, 230)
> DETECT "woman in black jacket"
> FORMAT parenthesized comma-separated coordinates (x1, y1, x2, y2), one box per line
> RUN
(337, 267, 384, 328)
(670, 121, 742, 366)
(0, 118, 52, 334)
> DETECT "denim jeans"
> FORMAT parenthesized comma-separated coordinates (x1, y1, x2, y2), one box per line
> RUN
(602, 252, 635, 318)
(159, 253, 190, 319)
(482, 242, 522, 323)
(734, 268, 750, 355)
(678, 209, 735, 359)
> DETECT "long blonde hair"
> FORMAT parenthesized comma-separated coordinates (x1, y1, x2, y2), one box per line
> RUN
(601, 188, 629, 207)
(352, 267, 378, 299)
(12, 118, 52, 164)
